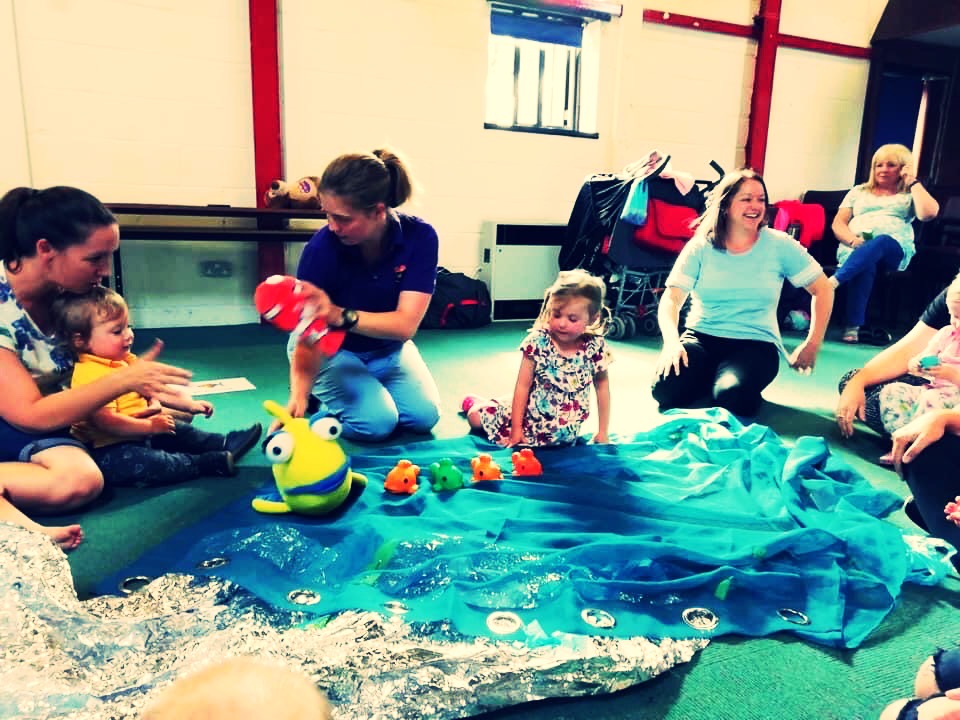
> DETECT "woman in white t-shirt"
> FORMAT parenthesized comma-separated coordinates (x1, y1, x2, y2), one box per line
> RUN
(830, 143, 940, 344)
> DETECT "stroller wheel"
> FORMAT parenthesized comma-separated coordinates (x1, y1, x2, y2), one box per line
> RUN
(622, 314, 636, 339)
(608, 316, 626, 340)
(641, 315, 660, 335)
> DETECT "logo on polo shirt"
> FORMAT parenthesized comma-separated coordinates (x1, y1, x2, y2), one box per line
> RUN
(394, 264, 406, 282)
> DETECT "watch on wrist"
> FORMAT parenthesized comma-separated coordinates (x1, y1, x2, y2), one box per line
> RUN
(908, 179, 921, 189)
(338, 308, 359, 331)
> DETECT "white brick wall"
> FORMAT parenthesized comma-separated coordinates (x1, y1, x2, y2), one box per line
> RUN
(2, 0, 886, 326)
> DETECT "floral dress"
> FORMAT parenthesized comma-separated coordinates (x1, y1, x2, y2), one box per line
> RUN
(878, 324, 960, 433)
(478, 328, 612, 446)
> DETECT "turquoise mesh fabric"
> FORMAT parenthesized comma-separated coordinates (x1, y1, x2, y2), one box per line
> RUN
(100, 408, 948, 649)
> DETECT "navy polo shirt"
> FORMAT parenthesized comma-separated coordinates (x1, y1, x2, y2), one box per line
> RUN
(296, 211, 439, 353)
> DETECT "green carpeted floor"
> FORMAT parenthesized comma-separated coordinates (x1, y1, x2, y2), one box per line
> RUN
(59, 321, 960, 720)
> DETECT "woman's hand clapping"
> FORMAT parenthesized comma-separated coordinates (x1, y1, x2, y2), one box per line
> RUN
(121, 341, 192, 396)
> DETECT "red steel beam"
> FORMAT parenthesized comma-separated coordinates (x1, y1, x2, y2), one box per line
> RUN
(248, 0, 285, 280)
(745, 0, 781, 174)
(642, 8, 870, 60)
(641, 9, 754, 39)
(643, 7, 871, 174)
(779, 33, 871, 59)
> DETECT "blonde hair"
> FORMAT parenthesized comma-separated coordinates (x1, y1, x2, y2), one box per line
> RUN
(141, 657, 332, 720)
(52, 285, 127, 350)
(535, 269, 608, 336)
(695, 168, 768, 250)
(865, 143, 913, 193)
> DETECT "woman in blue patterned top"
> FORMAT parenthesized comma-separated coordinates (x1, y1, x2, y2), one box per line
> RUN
(652, 169, 834, 417)
(830, 143, 940, 343)
(0, 187, 191, 546)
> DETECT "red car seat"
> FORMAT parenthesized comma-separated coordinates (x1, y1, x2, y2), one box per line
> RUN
(771, 200, 825, 248)
(632, 199, 699, 254)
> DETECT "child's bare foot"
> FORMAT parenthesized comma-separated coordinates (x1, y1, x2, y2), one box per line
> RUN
(42, 524, 83, 551)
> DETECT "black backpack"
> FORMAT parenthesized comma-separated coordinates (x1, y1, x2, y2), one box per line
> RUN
(422, 268, 492, 329)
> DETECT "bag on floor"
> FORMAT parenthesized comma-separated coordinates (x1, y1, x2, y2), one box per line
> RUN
(422, 268, 492, 329)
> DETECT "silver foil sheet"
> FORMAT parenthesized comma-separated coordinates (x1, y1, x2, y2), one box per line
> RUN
(0, 523, 706, 719)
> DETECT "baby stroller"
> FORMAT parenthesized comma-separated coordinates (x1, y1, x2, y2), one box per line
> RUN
(560, 153, 724, 339)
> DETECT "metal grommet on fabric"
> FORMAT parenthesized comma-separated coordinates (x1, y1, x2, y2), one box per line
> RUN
(681, 607, 719, 631)
(196, 556, 229, 569)
(118, 576, 153, 595)
(486, 611, 522, 635)
(384, 600, 409, 615)
(287, 589, 322, 606)
(581, 608, 616, 629)
(777, 608, 810, 625)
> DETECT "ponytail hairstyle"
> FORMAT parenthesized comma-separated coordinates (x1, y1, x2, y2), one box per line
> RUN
(318, 147, 415, 211)
(0, 186, 115, 272)
(694, 168, 768, 249)
(534, 269, 609, 336)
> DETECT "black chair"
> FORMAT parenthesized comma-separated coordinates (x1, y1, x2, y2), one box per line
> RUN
(910, 194, 960, 311)
(799, 189, 847, 270)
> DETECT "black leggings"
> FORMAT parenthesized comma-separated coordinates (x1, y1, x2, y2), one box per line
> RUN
(651, 330, 781, 417)
(901, 434, 960, 571)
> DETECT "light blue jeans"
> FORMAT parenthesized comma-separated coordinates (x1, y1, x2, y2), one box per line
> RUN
(288, 337, 441, 441)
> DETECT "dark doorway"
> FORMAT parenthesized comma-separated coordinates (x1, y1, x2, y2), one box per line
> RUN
(870, 69, 949, 179)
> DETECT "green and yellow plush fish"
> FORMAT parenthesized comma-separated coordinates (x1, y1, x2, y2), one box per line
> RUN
(252, 400, 367, 515)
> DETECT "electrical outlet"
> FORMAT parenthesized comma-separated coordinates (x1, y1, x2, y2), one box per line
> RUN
(199, 260, 233, 278)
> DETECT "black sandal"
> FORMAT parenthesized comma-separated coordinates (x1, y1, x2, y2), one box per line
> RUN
(861, 326, 892, 346)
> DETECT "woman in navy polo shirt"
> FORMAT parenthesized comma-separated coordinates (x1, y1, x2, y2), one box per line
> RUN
(285, 149, 441, 441)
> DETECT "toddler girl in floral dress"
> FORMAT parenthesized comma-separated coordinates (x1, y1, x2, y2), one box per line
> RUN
(463, 269, 612, 447)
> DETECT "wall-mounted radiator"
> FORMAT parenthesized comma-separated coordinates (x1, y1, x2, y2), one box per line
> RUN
(480, 223, 566, 320)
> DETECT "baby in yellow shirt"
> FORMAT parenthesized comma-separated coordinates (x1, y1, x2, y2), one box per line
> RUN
(53, 287, 261, 487)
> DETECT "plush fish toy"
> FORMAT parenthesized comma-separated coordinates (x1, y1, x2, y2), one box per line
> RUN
(252, 400, 367, 515)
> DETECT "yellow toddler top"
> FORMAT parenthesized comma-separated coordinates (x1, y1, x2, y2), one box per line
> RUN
(70, 352, 149, 448)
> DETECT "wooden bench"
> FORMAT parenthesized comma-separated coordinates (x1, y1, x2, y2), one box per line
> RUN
(105, 203, 327, 295)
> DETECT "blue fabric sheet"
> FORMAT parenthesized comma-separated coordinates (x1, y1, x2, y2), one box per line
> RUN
(98, 409, 947, 649)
